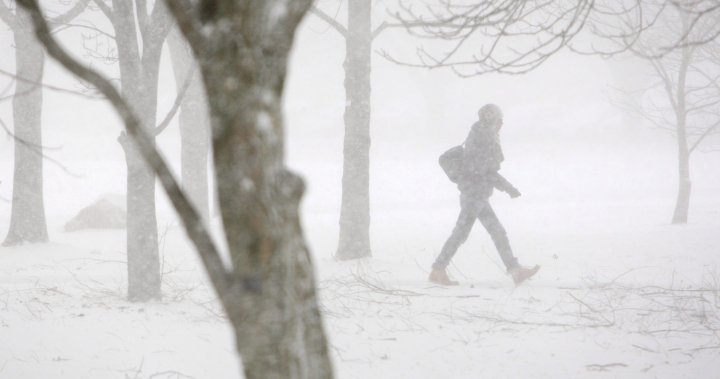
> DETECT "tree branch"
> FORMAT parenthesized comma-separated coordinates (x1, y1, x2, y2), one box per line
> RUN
(48, 0, 91, 28)
(153, 65, 194, 136)
(52, 21, 115, 39)
(91, 0, 112, 19)
(16, 0, 232, 293)
(145, 0, 174, 52)
(0, 66, 103, 99)
(689, 119, 720, 154)
(371, 21, 404, 41)
(135, 0, 150, 40)
(0, 117, 82, 177)
(0, 0, 19, 29)
(310, 5, 347, 38)
(164, 0, 205, 53)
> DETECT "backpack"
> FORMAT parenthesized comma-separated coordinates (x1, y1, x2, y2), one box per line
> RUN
(439, 145, 464, 183)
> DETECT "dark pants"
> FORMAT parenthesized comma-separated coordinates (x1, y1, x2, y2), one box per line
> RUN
(433, 190, 518, 271)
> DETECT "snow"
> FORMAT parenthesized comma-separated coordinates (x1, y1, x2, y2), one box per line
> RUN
(0, 196, 719, 378)
(2, 4, 720, 379)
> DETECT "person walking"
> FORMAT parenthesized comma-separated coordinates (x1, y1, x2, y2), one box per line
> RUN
(430, 104, 540, 286)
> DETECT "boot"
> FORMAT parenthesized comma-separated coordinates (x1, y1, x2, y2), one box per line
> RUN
(428, 267, 459, 286)
(509, 265, 540, 285)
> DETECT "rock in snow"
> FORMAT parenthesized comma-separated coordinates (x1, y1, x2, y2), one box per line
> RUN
(64, 195, 126, 232)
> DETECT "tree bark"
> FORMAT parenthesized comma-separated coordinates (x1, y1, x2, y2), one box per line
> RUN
(169, 1, 334, 377)
(336, 0, 372, 260)
(3, 20, 48, 246)
(120, 59, 163, 301)
(167, 28, 210, 222)
(111, 0, 172, 301)
(205, 47, 333, 379)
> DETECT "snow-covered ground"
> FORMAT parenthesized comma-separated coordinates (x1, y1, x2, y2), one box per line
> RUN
(1, 186, 719, 378)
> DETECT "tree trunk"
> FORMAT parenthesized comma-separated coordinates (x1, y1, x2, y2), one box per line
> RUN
(3, 25, 48, 246)
(125, 51, 166, 300)
(671, 46, 692, 225)
(122, 131, 161, 301)
(121, 67, 162, 301)
(170, 1, 334, 376)
(336, 0, 372, 260)
(108, 0, 174, 301)
(672, 150, 691, 224)
(205, 57, 333, 379)
(167, 28, 210, 222)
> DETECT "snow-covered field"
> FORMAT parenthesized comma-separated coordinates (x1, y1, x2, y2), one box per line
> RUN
(1, 185, 719, 378)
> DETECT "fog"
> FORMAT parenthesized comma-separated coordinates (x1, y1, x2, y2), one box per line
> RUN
(1, 1, 719, 378)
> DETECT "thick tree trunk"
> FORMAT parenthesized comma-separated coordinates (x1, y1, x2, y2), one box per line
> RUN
(171, 1, 334, 376)
(124, 57, 164, 301)
(121, 70, 162, 301)
(122, 133, 160, 301)
(336, 0, 372, 260)
(3, 26, 48, 246)
(205, 60, 333, 379)
(167, 29, 210, 222)
(109, 0, 172, 301)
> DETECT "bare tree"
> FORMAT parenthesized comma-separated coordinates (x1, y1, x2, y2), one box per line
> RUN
(0, 0, 89, 246)
(310, 0, 399, 260)
(87, 0, 174, 301)
(18, 0, 333, 377)
(618, 5, 720, 223)
(386, 1, 720, 225)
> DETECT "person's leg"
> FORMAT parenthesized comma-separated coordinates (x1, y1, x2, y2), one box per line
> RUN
(477, 202, 540, 284)
(477, 202, 519, 270)
(432, 193, 480, 270)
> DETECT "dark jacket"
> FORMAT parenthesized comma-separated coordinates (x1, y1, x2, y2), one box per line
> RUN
(458, 121, 515, 197)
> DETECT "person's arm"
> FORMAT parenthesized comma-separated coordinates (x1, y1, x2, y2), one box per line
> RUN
(489, 173, 521, 198)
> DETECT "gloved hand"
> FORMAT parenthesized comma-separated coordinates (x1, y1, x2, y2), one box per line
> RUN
(507, 187, 521, 198)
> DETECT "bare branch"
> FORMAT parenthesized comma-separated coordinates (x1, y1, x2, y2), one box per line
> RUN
(52, 21, 116, 40)
(0, 66, 103, 99)
(164, 0, 205, 52)
(387, 0, 595, 75)
(91, 0, 112, 19)
(389, 0, 720, 76)
(135, 0, 150, 39)
(371, 20, 404, 41)
(648, 57, 679, 114)
(0, 76, 14, 98)
(310, 5, 347, 38)
(145, 0, 174, 52)
(0, 0, 18, 29)
(0, 117, 82, 177)
(153, 65, 194, 136)
(689, 119, 720, 154)
(48, 0, 91, 28)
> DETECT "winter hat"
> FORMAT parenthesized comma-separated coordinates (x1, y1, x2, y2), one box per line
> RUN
(478, 104, 503, 125)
